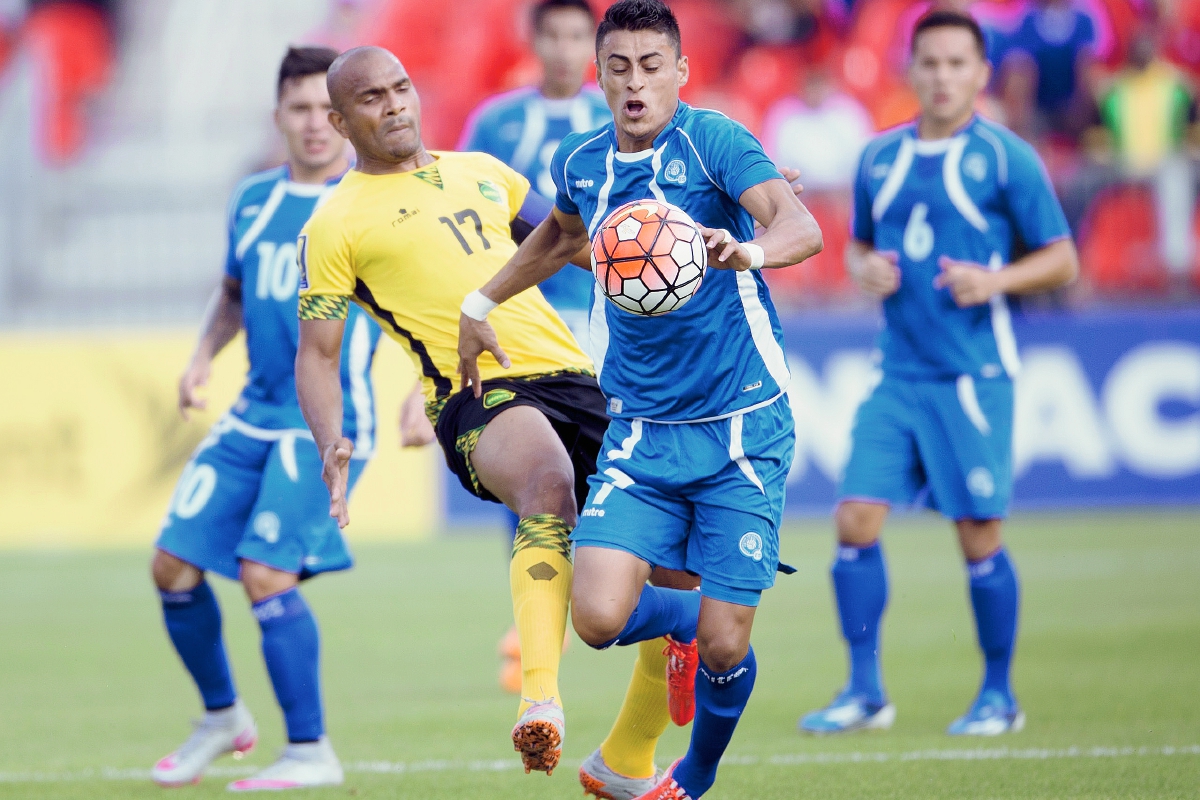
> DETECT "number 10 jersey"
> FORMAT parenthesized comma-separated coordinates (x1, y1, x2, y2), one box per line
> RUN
(298, 151, 592, 416)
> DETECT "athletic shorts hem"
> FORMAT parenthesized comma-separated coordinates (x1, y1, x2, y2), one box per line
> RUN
(699, 580, 764, 607)
(836, 495, 893, 507)
(153, 541, 240, 583)
(571, 537, 665, 571)
(235, 553, 354, 582)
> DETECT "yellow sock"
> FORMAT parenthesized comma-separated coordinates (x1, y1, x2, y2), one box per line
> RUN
(599, 637, 671, 779)
(510, 514, 573, 717)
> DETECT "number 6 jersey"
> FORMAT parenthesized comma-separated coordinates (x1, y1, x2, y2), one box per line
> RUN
(852, 115, 1070, 382)
(297, 152, 592, 418)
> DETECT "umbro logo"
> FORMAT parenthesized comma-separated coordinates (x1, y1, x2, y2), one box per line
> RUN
(392, 207, 421, 227)
(575, 178, 595, 188)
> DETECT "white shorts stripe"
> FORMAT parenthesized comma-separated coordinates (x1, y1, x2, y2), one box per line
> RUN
(729, 413, 765, 494)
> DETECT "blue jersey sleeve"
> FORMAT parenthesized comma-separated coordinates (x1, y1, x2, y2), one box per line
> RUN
(691, 112, 781, 202)
(1003, 138, 1070, 250)
(550, 133, 582, 218)
(851, 148, 874, 243)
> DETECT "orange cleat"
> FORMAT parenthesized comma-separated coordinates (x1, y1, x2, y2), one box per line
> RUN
(631, 758, 692, 800)
(664, 636, 698, 726)
(511, 698, 564, 775)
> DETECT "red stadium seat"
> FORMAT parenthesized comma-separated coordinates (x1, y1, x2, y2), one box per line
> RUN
(669, 0, 742, 100)
(19, 2, 113, 163)
(1077, 185, 1168, 295)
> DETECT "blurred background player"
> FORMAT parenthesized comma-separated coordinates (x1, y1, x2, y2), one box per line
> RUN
(150, 46, 382, 791)
(458, 2, 823, 798)
(457, 0, 611, 697)
(293, 46, 611, 777)
(799, 11, 1078, 737)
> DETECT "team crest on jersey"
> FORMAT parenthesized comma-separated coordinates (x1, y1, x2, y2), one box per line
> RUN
(739, 531, 764, 562)
(482, 388, 516, 409)
(963, 152, 988, 182)
(414, 166, 444, 190)
(663, 159, 687, 184)
(297, 234, 309, 290)
(477, 180, 504, 204)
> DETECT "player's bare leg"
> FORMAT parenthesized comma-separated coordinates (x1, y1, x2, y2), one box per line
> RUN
(471, 405, 578, 775)
(150, 550, 257, 787)
(949, 518, 1023, 735)
(799, 500, 896, 734)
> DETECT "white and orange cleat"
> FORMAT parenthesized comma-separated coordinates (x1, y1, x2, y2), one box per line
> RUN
(511, 698, 564, 775)
(226, 737, 343, 791)
(664, 637, 699, 726)
(631, 758, 693, 800)
(579, 747, 659, 800)
(151, 699, 257, 787)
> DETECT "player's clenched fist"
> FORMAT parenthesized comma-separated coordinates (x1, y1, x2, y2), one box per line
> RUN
(850, 249, 901, 297)
(320, 437, 355, 528)
(933, 256, 1001, 307)
(177, 359, 211, 421)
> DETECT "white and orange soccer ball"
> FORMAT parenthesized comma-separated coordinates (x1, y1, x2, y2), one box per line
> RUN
(590, 199, 707, 316)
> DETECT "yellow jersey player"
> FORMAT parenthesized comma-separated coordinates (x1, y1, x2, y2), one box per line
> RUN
(293, 45, 612, 777)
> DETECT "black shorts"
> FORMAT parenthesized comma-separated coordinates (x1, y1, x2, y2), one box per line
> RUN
(434, 372, 610, 510)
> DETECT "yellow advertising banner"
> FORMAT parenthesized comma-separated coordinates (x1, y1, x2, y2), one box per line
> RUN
(0, 331, 438, 548)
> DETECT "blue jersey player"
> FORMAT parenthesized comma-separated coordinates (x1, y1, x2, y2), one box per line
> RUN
(799, 11, 1078, 738)
(150, 47, 382, 791)
(458, 0, 611, 354)
(458, 3, 823, 797)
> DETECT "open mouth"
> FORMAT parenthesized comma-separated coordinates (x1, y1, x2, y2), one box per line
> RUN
(624, 100, 646, 118)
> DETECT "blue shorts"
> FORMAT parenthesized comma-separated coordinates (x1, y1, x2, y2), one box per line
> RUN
(156, 415, 365, 581)
(573, 397, 795, 607)
(839, 375, 1013, 520)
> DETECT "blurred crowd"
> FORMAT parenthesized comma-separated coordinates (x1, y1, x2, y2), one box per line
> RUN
(3, 0, 1199, 304)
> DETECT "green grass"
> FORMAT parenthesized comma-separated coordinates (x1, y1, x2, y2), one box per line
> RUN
(0, 511, 1198, 798)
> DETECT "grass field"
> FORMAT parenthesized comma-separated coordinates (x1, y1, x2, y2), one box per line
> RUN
(1, 510, 1197, 799)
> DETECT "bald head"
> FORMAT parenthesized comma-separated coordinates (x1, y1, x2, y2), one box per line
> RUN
(324, 45, 427, 172)
(327, 46, 403, 113)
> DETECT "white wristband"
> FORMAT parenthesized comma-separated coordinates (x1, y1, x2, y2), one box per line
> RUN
(461, 289, 498, 321)
(743, 242, 765, 270)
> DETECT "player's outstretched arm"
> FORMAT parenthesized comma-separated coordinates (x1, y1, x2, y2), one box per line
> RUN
(699, 178, 823, 271)
(934, 238, 1079, 308)
(296, 313, 353, 528)
(179, 276, 243, 421)
(457, 207, 590, 397)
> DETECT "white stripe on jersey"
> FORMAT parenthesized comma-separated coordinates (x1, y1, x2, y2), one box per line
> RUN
(589, 283, 610, 378)
(587, 146, 618, 236)
(512, 98, 546, 175)
(562, 131, 609, 214)
(987, 252, 1022, 377)
(975, 125, 1009, 186)
(235, 179, 287, 260)
(956, 374, 992, 435)
(676, 128, 720, 189)
(944, 137, 988, 232)
(736, 271, 791, 392)
(348, 314, 376, 457)
(872, 137, 915, 222)
(647, 141, 669, 202)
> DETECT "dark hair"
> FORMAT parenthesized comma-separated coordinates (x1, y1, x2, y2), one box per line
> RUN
(910, 10, 987, 59)
(277, 45, 340, 99)
(533, 0, 595, 33)
(596, 0, 681, 57)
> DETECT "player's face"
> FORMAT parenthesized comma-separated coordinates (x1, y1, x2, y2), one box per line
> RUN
(534, 8, 594, 92)
(330, 57, 423, 164)
(597, 29, 689, 149)
(276, 74, 344, 173)
(909, 27, 990, 130)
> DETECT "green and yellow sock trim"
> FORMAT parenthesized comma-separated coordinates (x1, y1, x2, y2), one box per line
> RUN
(513, 515, 572, 561)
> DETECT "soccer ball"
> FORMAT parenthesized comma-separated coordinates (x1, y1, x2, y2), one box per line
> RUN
(590, 199, 707, 316)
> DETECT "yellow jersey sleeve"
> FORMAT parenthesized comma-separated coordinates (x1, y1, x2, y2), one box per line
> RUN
(297, 208, 354, 320)
(491, 157, 530, 221)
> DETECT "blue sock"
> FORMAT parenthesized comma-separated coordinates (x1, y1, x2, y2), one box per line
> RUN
(674, 647, 757, 798)
(160, 581, 237, 711)
(831, 542, 888, 703)
(968, 547, 1019, 699)
(596, 584, 700, 648)
(253, 588, 324, 743)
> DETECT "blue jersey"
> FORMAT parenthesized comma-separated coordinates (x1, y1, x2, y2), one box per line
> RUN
(459, 86, 611, 312)
(552, 102, 786, 422)
(224, 167, 382, 453)
(852, 116, 1070, 382)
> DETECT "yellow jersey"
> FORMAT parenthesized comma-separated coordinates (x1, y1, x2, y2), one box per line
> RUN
(297, 151, 592, 418)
